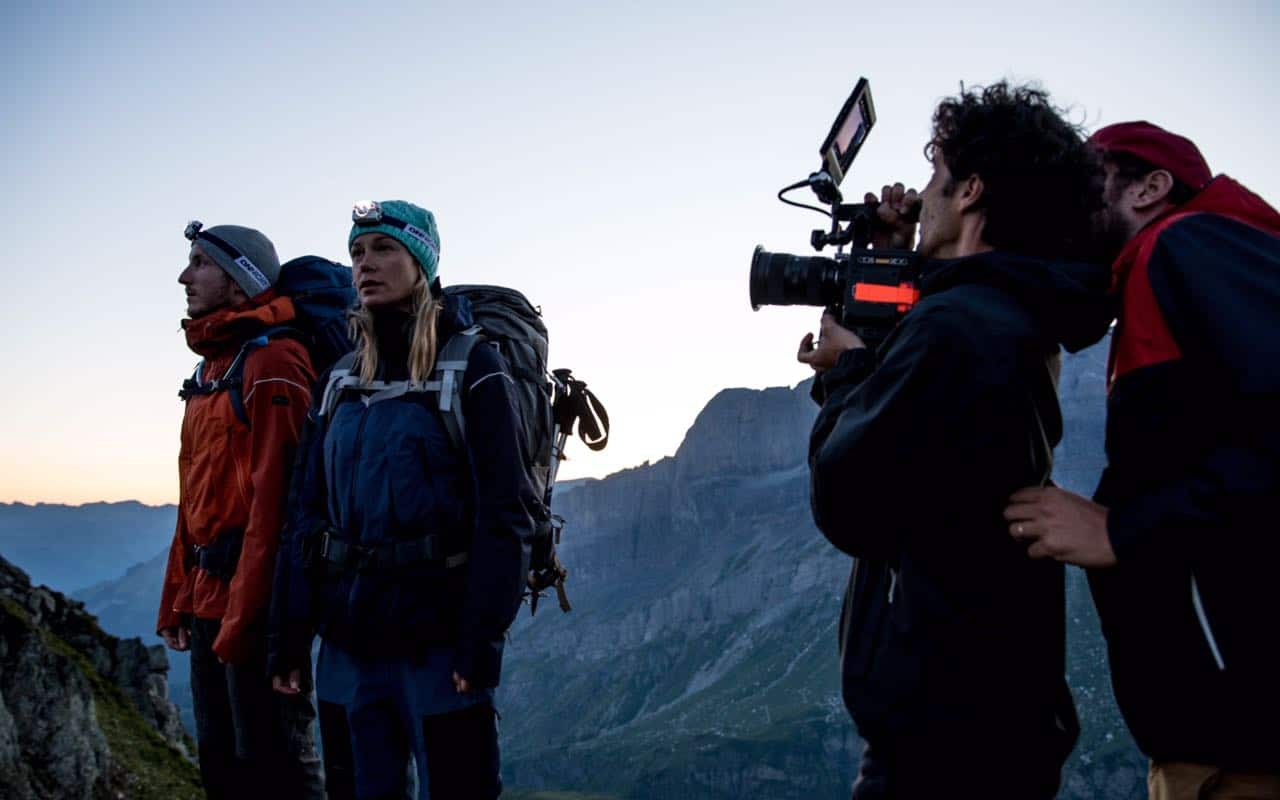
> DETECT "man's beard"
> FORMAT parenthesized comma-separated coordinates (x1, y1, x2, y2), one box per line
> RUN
(1089, 207, 1131, 265)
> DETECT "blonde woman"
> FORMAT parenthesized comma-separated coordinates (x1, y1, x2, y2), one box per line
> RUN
(269, 200, 534, 799)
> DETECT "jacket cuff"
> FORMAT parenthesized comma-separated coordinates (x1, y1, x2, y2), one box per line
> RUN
(816, 347, 874, 402)
(156, 608, 180, 635)
(212, 623, 254, 666)
(265, 630, 312, 679)
(1106, 499, 1162, 567)
(453, 637, 505, 690)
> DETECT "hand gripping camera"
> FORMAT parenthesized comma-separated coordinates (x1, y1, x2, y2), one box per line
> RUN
(749, 78, 922, 349)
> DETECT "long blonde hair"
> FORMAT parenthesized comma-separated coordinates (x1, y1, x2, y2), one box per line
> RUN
(348, 278, 442, 384)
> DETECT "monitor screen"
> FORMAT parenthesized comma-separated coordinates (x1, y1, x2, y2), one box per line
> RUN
(820, 78, 877, 187)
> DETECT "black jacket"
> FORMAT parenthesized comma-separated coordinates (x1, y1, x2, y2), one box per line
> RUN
(809, 250, 1110, 786)
(1091, 176, 1280, 768)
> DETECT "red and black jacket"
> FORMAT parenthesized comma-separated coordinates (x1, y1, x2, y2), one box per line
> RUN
(1091, 176, 1280, 769)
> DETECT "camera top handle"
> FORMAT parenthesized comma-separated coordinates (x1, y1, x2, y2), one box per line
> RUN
(775, 78, 881, 256)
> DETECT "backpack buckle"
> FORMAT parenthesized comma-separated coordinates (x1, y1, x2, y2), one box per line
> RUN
(348, 543, 376, 571)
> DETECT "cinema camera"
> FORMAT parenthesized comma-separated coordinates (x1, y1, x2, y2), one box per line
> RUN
(749, 78, 922, 349)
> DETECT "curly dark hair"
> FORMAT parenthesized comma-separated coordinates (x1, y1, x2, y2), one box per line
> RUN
(928, 82, 1104, 261)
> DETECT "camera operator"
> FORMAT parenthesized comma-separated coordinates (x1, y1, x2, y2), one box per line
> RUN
(1004, 122, 1280, 799)
(798, 82, 1112, 799)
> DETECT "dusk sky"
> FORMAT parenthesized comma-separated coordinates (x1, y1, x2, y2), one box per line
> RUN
(3, 0, 1277, 505)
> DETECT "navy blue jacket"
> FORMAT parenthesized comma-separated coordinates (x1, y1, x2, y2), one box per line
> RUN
(809, 251, 1110, 789)
(1092, 177, 1280, 768)
(269, 294, 536, 688)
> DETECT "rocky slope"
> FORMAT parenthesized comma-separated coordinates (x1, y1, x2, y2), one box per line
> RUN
(0, 555, 198, 800)
(74, 552, 196, 734)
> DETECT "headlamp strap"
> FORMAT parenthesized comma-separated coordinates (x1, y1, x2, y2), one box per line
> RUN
(189, 228, 270, 294)
(352, 203, 438, 258)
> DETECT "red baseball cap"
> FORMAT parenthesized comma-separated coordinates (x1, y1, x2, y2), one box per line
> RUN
(1090, 121, 1212, 190)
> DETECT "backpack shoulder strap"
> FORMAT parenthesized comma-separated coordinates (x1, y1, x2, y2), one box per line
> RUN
(434, 325, 483, 451)
(178, 360, 207, 401)
(178, 335, 267, 427)
(317, 352, 360, 419)
(314, 327, 482, 447)
(226, 331, 304, 426)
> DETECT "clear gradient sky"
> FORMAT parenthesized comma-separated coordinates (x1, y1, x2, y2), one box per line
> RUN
(2, 0, 1277, 505)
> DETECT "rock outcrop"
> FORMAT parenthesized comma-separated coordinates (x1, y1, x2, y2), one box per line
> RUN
(0, 555, 199, 800)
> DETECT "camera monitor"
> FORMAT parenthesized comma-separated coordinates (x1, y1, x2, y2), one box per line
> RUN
(819, 78, 876, 188)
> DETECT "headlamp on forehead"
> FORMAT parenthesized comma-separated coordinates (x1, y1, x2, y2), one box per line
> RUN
(350, 200, 440, 258)
(184, 220, 204, 241)
(351, 201, 384, 225)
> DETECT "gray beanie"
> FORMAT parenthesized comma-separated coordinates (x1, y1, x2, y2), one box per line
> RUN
(184, 221, 281, 297)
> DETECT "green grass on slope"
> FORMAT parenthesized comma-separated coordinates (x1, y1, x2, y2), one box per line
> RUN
(1, 598, 202, 799)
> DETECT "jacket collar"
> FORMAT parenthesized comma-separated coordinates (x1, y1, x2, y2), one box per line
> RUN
(920, 250, 1113, 353)
(1113, 175, 1280, 287)
(183, 290, 296, 359)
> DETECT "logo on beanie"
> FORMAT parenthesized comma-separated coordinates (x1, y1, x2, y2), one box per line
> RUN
(403, 224, 440, 257)
(235, 256, 271, 293)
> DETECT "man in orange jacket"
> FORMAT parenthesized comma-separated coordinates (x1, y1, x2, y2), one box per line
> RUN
(158, 221, 322, 799)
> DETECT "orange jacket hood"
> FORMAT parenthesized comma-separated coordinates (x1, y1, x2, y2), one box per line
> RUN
(182, 290, 297, 358)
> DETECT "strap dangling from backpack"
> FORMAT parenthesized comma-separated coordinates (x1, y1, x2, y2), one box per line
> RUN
(551, 369, 610, 452)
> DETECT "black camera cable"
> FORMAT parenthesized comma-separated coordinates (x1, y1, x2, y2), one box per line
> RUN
(776, 178, 833, 218)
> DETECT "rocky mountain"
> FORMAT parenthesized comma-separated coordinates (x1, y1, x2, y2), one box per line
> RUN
(74, 551, 195, 734)
(0, 555, 198, 799)
(495, 338, 1146, 799)
(0, 502, 176, 593)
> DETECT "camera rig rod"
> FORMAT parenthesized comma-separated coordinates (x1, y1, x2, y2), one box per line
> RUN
(811, 201, 879, 253)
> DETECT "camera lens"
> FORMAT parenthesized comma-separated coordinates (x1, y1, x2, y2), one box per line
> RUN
(749, 246, 842, 310)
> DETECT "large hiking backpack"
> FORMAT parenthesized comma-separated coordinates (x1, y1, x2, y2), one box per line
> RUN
(179, 256, 356, 425)
(315, 283, 609, 613)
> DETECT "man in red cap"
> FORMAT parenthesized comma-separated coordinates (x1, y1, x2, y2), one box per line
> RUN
(1004, 122, 1280, 798)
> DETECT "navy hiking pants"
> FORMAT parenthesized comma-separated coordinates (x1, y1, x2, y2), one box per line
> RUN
(316, 641, 500, 800)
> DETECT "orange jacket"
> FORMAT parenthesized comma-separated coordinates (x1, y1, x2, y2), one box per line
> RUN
(157, 292, 315, 665)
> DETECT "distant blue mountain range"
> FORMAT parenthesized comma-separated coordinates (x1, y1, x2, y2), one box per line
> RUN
(0, 501, 176, 593)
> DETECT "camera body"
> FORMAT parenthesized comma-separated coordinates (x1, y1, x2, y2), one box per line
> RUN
(750, 245, 920, 350)
(750, 78, 923, 349)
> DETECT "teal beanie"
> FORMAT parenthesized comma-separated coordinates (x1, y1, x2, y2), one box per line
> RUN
(348, 200, 440, 282)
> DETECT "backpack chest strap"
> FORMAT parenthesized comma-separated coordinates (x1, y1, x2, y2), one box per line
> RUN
(318, 328, 483, 436)
(178, 334, 272, 426)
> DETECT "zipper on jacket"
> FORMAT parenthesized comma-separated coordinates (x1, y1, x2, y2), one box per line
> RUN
(344, 407, 373, 536)
(1190, 574, 1226, 671)
(888, 567, 899, 604)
